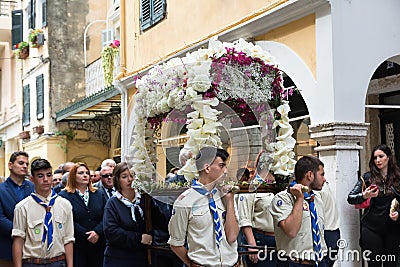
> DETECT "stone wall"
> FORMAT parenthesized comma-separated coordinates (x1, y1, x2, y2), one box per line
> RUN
(47, 0, 89, 120)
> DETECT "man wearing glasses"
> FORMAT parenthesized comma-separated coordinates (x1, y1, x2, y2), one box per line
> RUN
(94, 166, 115, 201)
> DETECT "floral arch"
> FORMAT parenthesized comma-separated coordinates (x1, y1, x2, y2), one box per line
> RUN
(129, 37, 297, 190)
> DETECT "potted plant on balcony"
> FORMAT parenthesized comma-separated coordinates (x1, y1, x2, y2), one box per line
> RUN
(101, 39, 120, 89)
(14, 42, 29, 59)
(28, 28, 44, 48)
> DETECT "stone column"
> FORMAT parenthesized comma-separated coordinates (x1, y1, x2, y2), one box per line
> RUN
(309, 122, 369, 267)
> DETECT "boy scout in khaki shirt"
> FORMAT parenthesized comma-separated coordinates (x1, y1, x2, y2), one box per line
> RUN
(238, 192, 275, 264)
(269, 156, 328, 267)
(12, 159, 74, 267)
(168, 147, 239, 267)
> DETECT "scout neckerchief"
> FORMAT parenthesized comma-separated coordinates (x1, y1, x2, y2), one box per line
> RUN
(290, 181, 322, 265)
(30, 190, 58, 251)
(191, 179, 223, 247)
(115, 191, 143, 222)
(254, 174, 264, 183)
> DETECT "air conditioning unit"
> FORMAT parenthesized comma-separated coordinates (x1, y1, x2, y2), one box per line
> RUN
(73, 130, 89, 141)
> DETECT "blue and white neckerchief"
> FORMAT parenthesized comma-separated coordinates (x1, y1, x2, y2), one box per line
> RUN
(115, 191, 143, 222)
(77, 188, 89, 206)
(254, 174, 264, 183)
(30, 190, 58, 251)
(290, 181, 322, 265)
(191, 179, 223, 247)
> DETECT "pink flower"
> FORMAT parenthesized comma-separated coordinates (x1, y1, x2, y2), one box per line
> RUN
(111, 40, 120, 48)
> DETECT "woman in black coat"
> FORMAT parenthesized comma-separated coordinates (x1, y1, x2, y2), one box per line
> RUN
(103, 162, 153, 267)
(347, 144, 400, 267)
(59, 162, 107, 267)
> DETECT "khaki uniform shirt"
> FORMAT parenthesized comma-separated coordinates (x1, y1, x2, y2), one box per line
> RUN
(269, 190, 327, 261)
(237, 192, 274, 232)
(12, 193, 75, 259)
(317, 183, 340, 230)
(168, 188, 238, 267)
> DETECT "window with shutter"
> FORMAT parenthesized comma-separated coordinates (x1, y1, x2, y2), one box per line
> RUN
(42, 0, 47, 26)
(36, 74, 44, 120)
(12, 10, 23, 48)
(102, 28, 114, 47)
(28, 0, 36, 29)
(152, 0, 165, 25)
(140, 0, 166, 31)
(23, 85, 30, 127)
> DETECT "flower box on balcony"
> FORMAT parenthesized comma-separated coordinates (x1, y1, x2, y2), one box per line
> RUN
(14, 42, 30, 59)
(18, 48, 29, 59)
(29, 29, 44, 48)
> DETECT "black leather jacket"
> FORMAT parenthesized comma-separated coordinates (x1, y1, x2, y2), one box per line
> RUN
(347, 172, 372, 205)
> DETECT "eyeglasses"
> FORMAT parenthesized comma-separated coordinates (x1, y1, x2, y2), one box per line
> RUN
(90, 175, 95, 177)
(101, 174, 113, 179)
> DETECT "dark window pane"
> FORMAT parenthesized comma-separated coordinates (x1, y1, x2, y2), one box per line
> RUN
(36, 74, 44, 120)
(12, 10, 23, 48)
(23, 85, 30, 126)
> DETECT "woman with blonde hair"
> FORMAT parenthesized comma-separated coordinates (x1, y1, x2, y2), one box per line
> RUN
(59, 162, 107, 267)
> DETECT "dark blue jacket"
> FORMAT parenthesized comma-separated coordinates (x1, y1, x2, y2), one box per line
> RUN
(0, 178, 34, 260)
(59, 189, 107, 267)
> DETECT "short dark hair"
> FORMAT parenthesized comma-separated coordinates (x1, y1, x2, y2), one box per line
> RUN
(31, 159, 52, 176)
(113, 162, 132, 192)
(54, 169, 63, 175)
(195, 147, 229, 172)
(294, 155, 323, 182)
(9, 151, 29, 163)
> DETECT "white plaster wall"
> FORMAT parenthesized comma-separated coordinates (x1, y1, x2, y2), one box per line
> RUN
(256, 41, 319, 123)
(256, 3, 335, 126)
(330, 0, 400, 122)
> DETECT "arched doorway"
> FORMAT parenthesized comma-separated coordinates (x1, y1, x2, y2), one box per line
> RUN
(365, 59, 400, 164)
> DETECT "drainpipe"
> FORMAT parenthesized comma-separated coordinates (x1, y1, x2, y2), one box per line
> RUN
(114, 80, 127, 161)
(114, 0, 129, 161)
(119, 0, 127, 77)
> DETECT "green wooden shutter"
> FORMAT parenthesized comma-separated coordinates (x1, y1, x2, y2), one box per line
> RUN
(42, 0, 47, 26)
(23, 85, 30, 127)
(140, 0, 151, 31)
(152, 0, 165, 25)
(12, 10, 23, 48)
(36, 74, 44, 120)
(28, 0, 36, 29)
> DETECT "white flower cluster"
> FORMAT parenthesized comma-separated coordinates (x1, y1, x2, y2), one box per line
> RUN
(264, 102, 296, 177)
(130, 37, 283, 183)
(177, 97, 223, 181)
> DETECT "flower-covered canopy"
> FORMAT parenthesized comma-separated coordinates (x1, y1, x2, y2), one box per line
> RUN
(129, 37, 296, 186)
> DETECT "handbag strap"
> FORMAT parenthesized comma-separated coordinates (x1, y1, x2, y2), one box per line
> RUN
(360, 176, 366, 191)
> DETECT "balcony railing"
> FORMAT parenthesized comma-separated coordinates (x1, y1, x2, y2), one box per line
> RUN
(85, 55, 120, 96)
